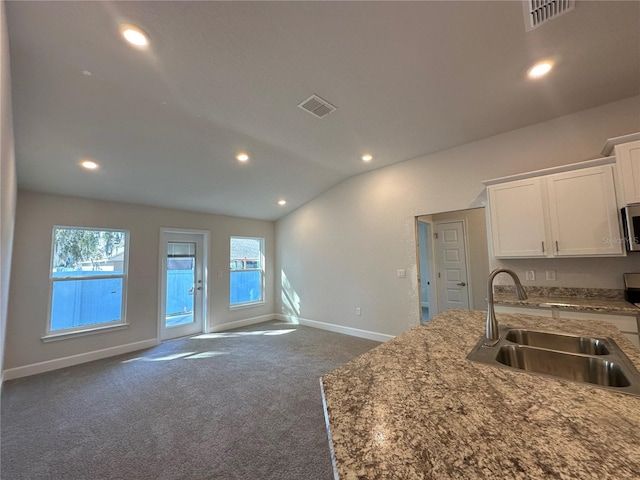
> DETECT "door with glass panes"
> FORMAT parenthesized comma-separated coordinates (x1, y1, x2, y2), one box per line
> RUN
(160, 231, 207, 340)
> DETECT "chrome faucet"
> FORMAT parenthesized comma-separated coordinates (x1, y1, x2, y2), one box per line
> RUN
(485, 268, 528, 346)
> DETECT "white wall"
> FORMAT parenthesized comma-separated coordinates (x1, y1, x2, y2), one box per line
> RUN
(0, 0, 18, 386)
(4, 191, 275, 372)
(275, 96, 640, 337)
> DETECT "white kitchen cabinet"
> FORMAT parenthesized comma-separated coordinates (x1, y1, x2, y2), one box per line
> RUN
(615, 140, 640, 205)
(546, 165, 623, 256)
(558, 310, 639, 349)
(486, 163, 624, 258)
(495, 304, 640, 349)
(487, 177, 547, 258)
(493, 305, 553, 317)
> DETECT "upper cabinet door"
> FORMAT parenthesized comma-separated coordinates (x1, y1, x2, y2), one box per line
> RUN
(488, 178, 548, 258)
(546, 165, 623, 256)
(616, 140, 640, 205)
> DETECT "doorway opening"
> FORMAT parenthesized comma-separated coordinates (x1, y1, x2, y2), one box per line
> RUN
(416, 220, 436, 321)
(417, 210, 488, 322)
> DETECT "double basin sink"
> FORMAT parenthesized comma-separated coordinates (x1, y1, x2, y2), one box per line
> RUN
(467, 326, 640, 397)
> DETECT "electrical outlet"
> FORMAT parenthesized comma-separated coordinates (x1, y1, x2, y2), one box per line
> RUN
(217, 270, 223, 278)
(356, 307, 361, 316)
(397, 269, 406, 278)
(546, 270, 556, 281)
(525, 270, 535, 281)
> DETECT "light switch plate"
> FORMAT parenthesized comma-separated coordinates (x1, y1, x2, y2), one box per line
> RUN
(397, 269, 406, 278)
(525, 270, 535, 281)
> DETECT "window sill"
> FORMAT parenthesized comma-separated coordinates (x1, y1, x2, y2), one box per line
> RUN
(41, 323, 129, 343)
(229, 301, 266, 311)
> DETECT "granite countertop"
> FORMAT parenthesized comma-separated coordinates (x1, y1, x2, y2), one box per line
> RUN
(493, 292, 640, 314)
(492, 286, 640, 314)
(320, 310, 640, 479)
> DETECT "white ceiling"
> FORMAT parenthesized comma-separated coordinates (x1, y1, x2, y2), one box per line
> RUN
(6, 1, 640, 221)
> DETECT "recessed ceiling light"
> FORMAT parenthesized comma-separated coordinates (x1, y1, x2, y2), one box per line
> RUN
(278, 199, 287, 206)
(528, 61, 553, 79)
(120, 24, 149, 48)
(82, 70, 92, 76)
(81, 159, 99, 170)
(236, 152, 250, 162)
(362, 154, 373, 162)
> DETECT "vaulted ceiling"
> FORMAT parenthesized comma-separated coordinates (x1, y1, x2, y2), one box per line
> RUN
(6, 1, 640, 220)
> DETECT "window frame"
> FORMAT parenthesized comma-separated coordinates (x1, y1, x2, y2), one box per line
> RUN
(229, 236, 265, 309)
(45, 226, 130, 340)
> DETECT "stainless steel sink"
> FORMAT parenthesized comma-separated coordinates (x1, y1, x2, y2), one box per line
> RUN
(496, 345, 630, 387)
(504, 329, 609, 355)
(467, 326, 640, 397)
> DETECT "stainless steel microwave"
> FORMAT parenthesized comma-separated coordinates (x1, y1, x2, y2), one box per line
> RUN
(622, 204, 640, 252)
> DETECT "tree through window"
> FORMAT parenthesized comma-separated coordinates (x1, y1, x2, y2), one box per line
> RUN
(49, 227, 129, 334)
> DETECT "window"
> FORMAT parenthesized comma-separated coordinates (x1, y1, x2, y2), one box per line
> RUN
(230, 237, 264, 306)
(48, 227, 129, 335)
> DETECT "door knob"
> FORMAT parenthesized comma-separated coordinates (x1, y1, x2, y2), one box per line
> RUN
(457, 282, 466, 286)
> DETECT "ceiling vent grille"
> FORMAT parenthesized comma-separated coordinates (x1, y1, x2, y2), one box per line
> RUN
(523, 0, 575, 31)
(298, 94, 337, 119)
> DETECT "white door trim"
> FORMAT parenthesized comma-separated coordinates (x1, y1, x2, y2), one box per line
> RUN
(158, 228, 209, 341)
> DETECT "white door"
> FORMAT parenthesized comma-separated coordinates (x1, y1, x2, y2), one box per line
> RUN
(435, 221, 470, 312)
(160, 230, 207, 340)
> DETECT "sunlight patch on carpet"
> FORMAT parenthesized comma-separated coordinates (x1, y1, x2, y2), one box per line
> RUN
(193, 329, 296, 339)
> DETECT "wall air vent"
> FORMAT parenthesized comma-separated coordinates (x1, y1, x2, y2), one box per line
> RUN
(297, 94, 337, 119)
(523, 0, 575, 31)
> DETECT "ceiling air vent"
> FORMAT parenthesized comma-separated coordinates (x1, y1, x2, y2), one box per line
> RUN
(297, 94, 337, 119)
(523, 0, 575, 31)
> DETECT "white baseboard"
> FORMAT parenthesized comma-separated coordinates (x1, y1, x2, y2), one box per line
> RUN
(2, 314, 392, 381)
(275, 314, 394, 343)
(2, 338, 159, 381)
(208, 314, 277, 333)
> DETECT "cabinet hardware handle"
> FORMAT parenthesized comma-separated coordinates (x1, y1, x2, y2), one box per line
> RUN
(457, 282, 466, 286)
(555, 240, 559, 253)
(541, 241, 545, 253)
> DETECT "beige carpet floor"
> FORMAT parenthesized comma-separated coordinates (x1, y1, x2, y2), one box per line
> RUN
(1, 320, 381, 480)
